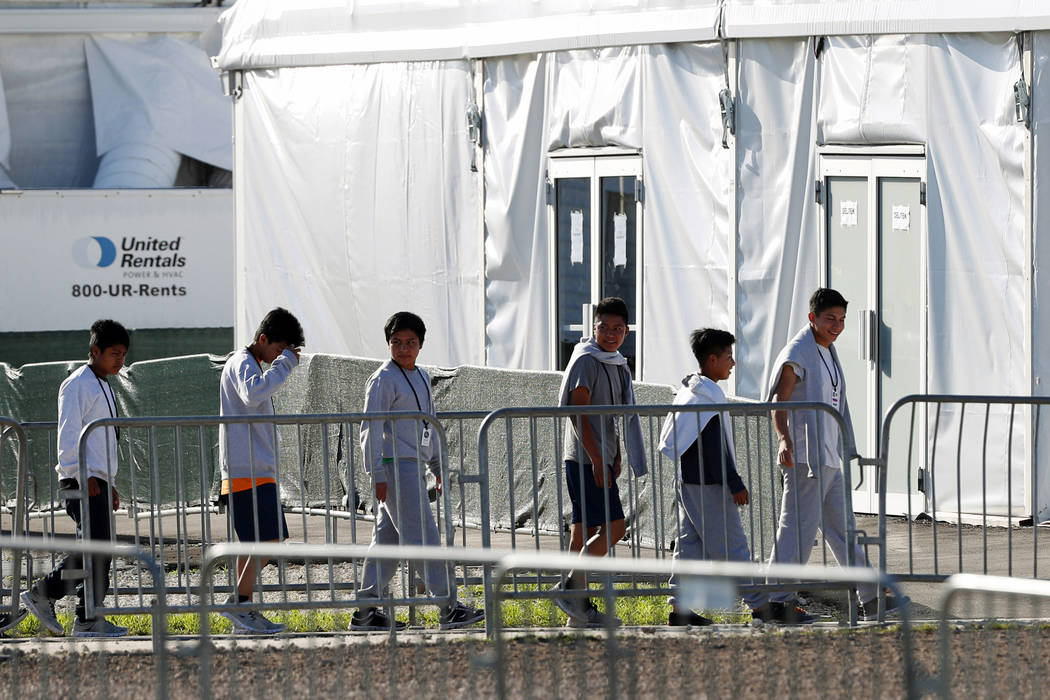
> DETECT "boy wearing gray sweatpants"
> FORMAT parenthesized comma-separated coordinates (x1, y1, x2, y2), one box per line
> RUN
(659, 329, 773, 625)
(352, 311, 483, 632)
(767, 289, 907, 622)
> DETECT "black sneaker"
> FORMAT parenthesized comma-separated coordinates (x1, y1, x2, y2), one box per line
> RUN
(750, 603, 777, 622)
(771, 601, 818, 625)
(439, 602, 485, 630)
(860, 594, 909, 621)
(349, 607, 406, 632)
(668, 609, 714, 627)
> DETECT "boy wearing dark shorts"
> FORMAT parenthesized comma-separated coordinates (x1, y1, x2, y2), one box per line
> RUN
(21, 320, 130, 637)
(218, 307, 303, 634)
(553, 297, 648, 627)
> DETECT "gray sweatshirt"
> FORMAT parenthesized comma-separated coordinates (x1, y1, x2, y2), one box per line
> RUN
(219, 347, 299, 482)
(360, 360, 438, 484)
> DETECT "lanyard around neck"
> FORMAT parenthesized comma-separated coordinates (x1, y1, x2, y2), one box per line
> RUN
(817, 345, 839, 389)
(395, 363, 431, 427)
(94, 372, 121, 440)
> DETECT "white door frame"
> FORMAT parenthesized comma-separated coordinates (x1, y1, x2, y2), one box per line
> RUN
(818, 153, 928, 515)
(547, 152, 644, 377)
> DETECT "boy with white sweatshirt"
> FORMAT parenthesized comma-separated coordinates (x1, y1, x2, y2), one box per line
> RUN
(21, 320, 130, 637)
(658, 328, 774, 625)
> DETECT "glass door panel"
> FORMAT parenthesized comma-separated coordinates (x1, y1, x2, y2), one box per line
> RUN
(556, 177, 592, 369)
(599, 175, 637, 373)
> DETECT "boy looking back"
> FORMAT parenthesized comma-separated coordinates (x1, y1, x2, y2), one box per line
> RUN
(218, 307, 304, 634)
(658, 329, 773, 625)
(767, 288, 906, 621)
(21, 319, 129, 637)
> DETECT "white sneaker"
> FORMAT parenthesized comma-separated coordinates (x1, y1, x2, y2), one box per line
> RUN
(72, 618, 128, 638)
(550, 580, 587, 622)
(221, 606, 283, 635)
(21, 587, 63, 636)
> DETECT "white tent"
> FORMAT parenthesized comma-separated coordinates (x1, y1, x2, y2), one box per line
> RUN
(216, 0, 1050, 522)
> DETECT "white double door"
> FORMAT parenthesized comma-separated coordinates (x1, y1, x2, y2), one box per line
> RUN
(821, 153, 926, 515)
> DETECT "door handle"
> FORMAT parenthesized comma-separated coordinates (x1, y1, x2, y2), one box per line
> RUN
(858, 309, 876, 362)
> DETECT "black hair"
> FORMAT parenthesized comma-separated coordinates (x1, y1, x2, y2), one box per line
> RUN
(593, 297, 629, 325)
(690, 328, 735, 366)
(254, 307, 305, 347)
(384, 311, 426, 344)
(89, 319, 130, 353)
(809, 288, 849, 315)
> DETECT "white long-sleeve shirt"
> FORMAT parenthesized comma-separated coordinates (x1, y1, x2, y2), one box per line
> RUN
(55, 364, 120, 482)
(219, 348, 299, 483)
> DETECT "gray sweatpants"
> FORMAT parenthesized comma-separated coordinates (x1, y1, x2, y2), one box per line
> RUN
(358, 460, 452, 601)
(767, 463, 877, 603)
(669, 483, 767, 610)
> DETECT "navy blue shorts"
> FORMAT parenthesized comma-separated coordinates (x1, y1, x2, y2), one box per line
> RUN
(565, 460, 625, 528)
(222, 482, 289, 542)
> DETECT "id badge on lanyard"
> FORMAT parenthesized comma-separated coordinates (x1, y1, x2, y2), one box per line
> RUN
(421, 425, 432, 447)
(830, 386, 840, 410)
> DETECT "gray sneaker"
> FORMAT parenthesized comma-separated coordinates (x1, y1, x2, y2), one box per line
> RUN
(565, 601, 621, 629)
(221, 606, 283, 635)
(0, 607, 28, 633)
(72, 618, 128, 638)
(550, 580, 587, 622)
(21, 587, 63, 635)
(861, 594, 910, 621)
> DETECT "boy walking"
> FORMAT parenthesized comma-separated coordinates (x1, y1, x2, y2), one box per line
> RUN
(352, 312, 483, 631)
(767, 288, 905, 621)
(553, 297, 648, 628)
(21, 320, 129, 637)
(218, 307, 304, 634)
(658, 329, 774, 625)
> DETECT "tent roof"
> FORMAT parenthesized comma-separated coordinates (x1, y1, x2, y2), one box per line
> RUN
(215, 0, 1050, 70)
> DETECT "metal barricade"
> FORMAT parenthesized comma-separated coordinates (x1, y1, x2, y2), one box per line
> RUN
(476, 402, 874, 624)
(931, 574, 1050, 698)
(0, 534, 168, 700)
(878, 395, 1050, 582)
(67, 412, 459, 620)
(195, 542, 501, 700)
(0, 418, 29, 624)
(487, 553, 916, 699)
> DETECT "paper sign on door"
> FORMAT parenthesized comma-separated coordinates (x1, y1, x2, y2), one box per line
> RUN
(892, 205, 910, 231)
(613, 213, 628, 267)
(570, 209, 584, 263)
(840, 200, 858, 227)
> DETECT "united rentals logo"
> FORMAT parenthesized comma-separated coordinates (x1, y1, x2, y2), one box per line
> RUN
(72, 236, 117, 268)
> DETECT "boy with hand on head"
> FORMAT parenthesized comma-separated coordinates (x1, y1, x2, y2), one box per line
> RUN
(658, 329, 775, 626)
(218, 307, 304, 634)
(767, 288, 907, 622)
(553, 297, 648, 628)
(352, 311, 484, 631)
(21, 320, 129, 637)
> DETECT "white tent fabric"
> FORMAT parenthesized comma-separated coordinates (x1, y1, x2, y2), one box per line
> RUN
(483, 45, 730, 382)
(214, 0, 1050, 71)
(0, 68, 13, 188)
(735, 38, 820, 399)
(724, 0, 1050, 38)
(0, 34, 98, 188)
(86, 36, 232, 181)
(236, 62, 483, 365)
(1034, 32, 1050, 522)
(216, 0, 721, 70)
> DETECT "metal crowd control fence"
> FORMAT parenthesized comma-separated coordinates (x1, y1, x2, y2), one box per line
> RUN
(195, 542, 501, 699)
(476, 402, 874, 624)
(488, 553, 918, 700)
(0, 534, 168, 700)
(69, 411, 461, 620)
(0, 419, 29, 623)
(932, 574, 1050, 698)
(878, 395, 1050, 582)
